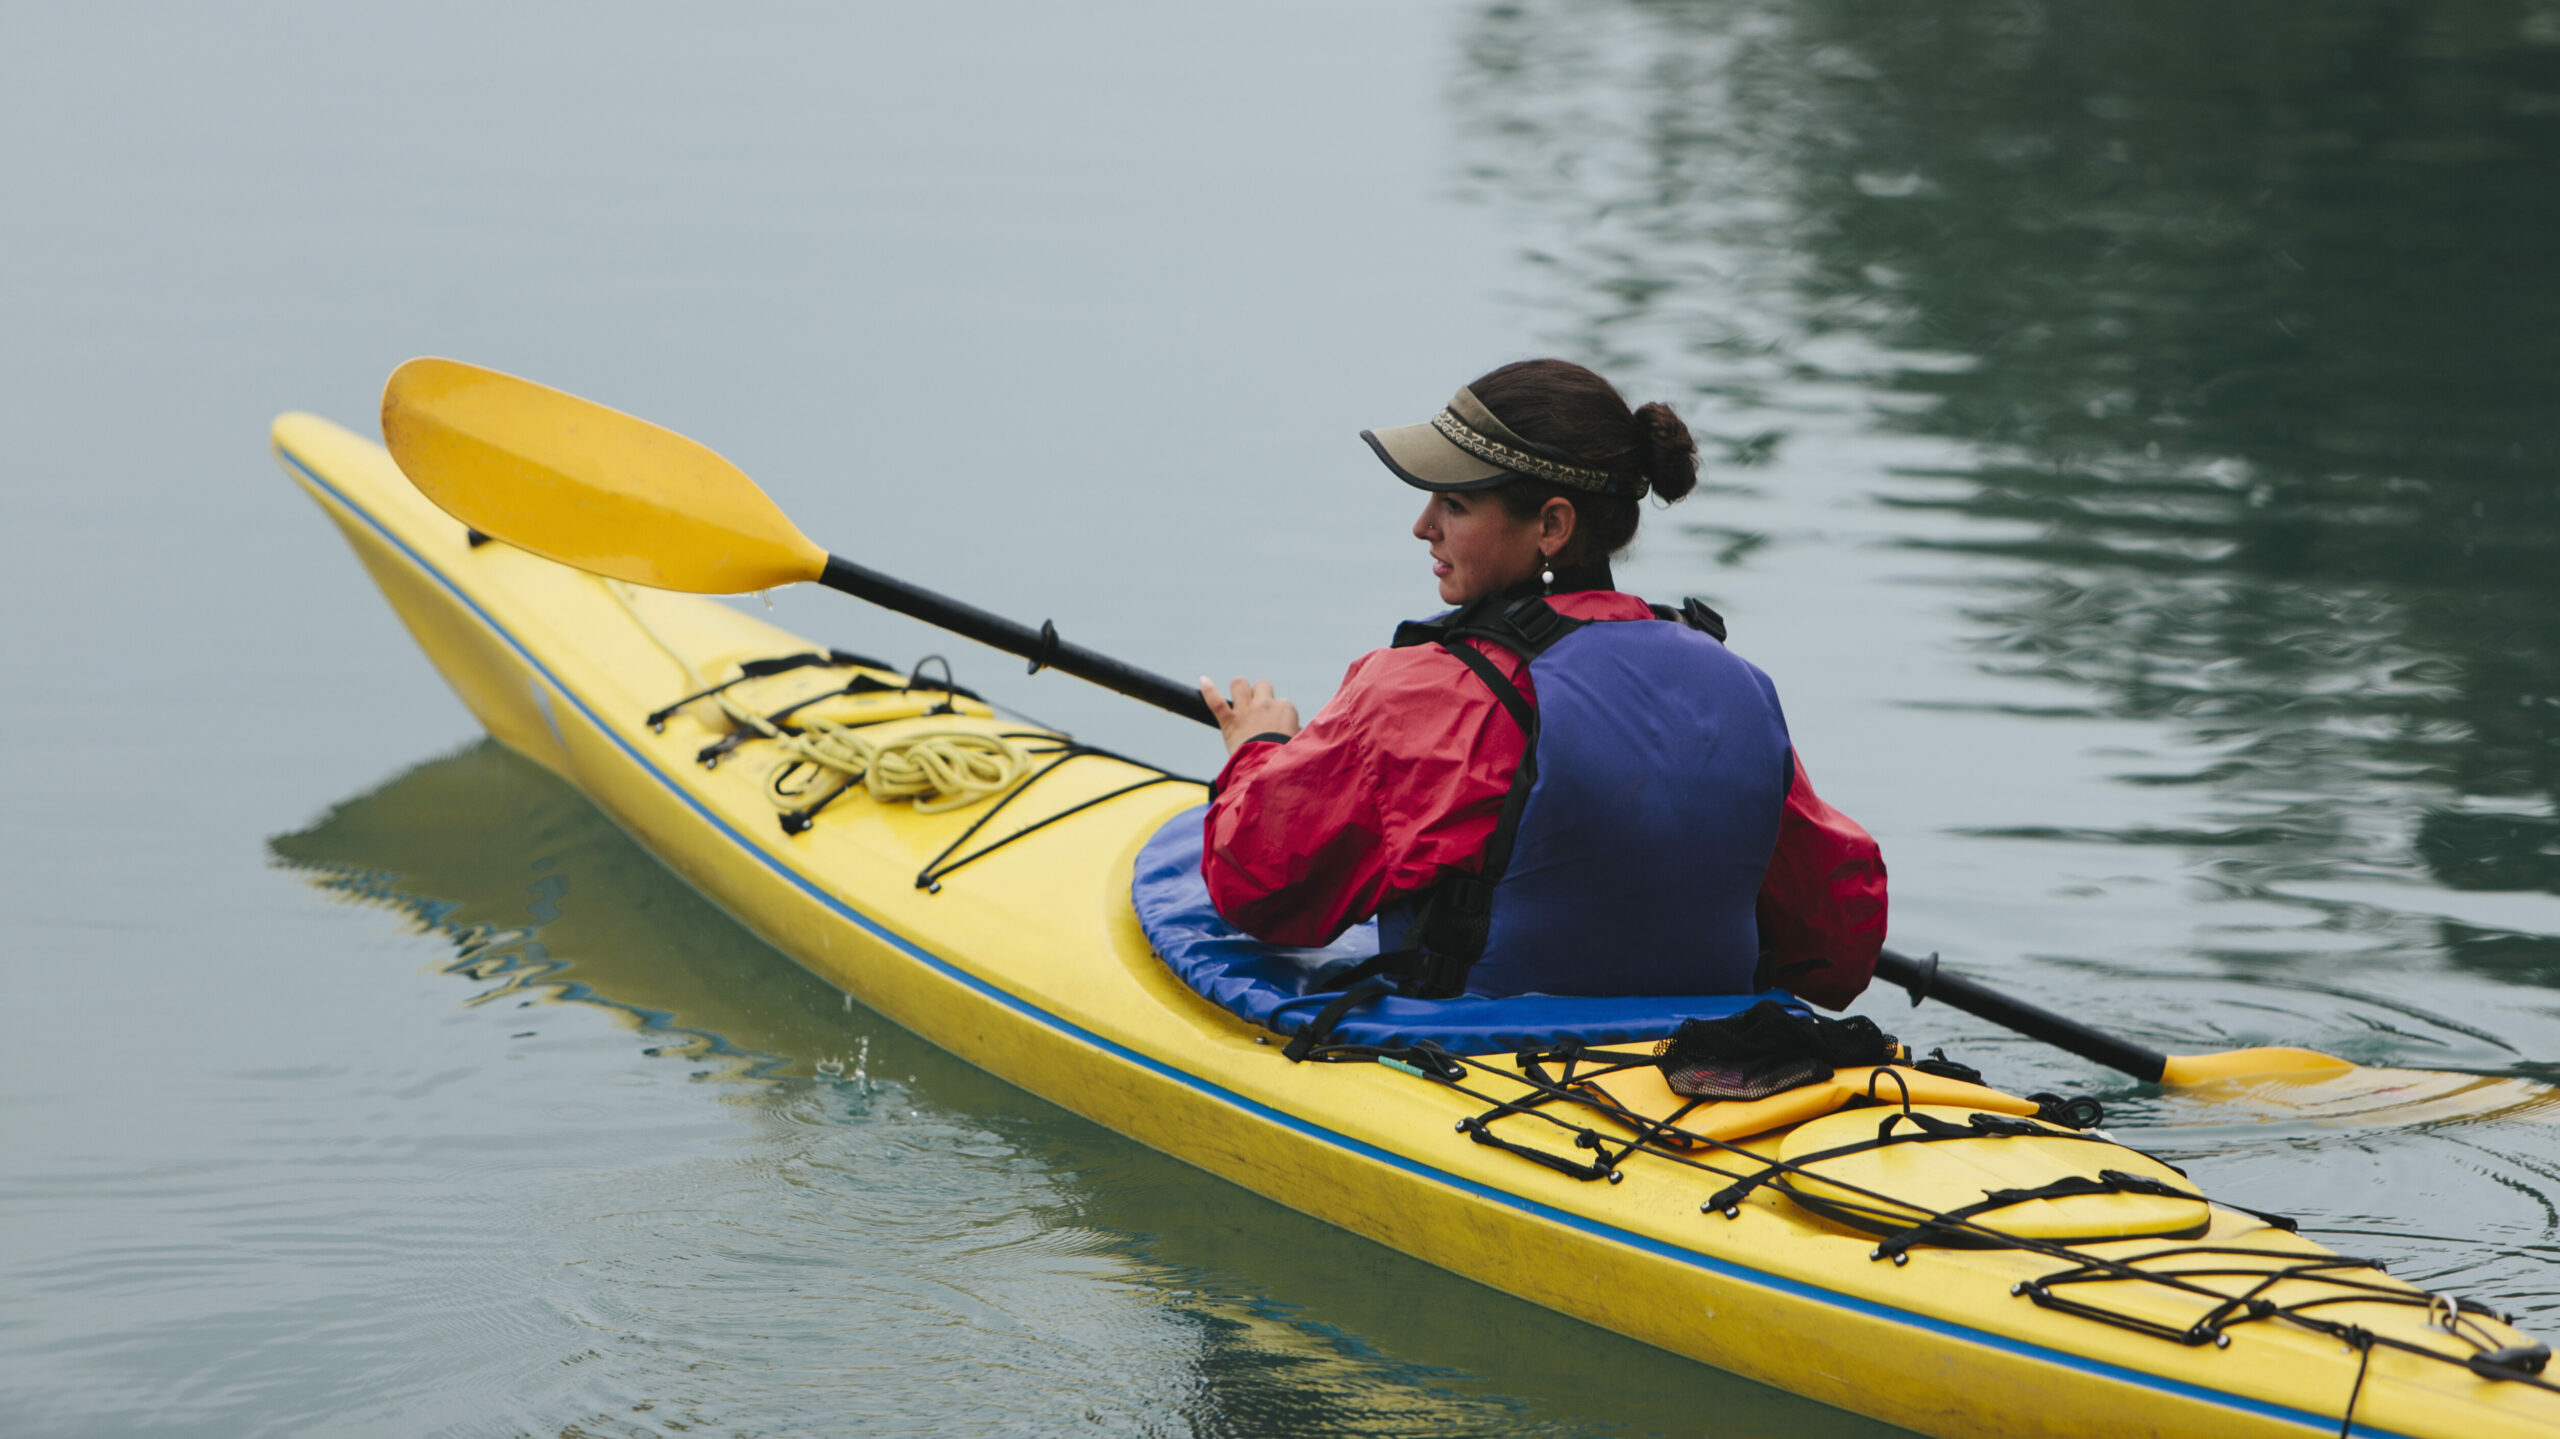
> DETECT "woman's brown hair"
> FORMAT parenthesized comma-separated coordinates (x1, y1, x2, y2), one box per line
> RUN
(1469, 359, 1700, 565)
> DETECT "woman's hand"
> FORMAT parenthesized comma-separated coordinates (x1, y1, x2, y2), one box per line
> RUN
(1199, 676, 1301, 755)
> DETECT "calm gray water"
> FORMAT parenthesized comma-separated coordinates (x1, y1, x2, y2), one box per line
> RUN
(8, 2, 2560, 1434)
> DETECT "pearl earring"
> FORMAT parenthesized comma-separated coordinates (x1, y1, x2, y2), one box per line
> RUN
(1539, 553, 1555, 592)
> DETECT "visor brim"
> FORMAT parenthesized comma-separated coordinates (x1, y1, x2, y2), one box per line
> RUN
(1361, 423, 1519, 492)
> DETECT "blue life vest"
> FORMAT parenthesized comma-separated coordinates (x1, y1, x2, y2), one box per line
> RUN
(1373, 591, 1793, 999)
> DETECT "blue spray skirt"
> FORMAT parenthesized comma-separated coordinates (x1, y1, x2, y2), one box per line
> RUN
(1134, 807, 1801, 1055)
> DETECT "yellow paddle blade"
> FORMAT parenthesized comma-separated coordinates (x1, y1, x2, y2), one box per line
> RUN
(380, 358, 828, 594)
(2156, 1064, 2560, 1127)
(2158, 1046, 2358, 1085)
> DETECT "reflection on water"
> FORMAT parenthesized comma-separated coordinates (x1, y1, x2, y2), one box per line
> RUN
(1449, 0, 2560, 1313)
(268, 742, 1894, 1438)
(1459, 0, 2560, 935)
(1784, 1, 2560, 952)
(1464, 0, 2560, 932)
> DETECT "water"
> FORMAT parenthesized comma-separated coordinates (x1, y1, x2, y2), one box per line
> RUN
(6, 2, 2560, 1433)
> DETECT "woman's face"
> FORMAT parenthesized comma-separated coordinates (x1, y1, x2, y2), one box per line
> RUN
(1412, 491, 1550, 604)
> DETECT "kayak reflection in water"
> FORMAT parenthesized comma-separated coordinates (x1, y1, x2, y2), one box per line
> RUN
(1196, 359, 1885, 1008)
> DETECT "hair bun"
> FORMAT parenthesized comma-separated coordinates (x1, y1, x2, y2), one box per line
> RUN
(1633, 401, 1699, 503)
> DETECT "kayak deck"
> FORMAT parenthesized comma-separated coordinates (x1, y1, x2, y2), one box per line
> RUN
(276, 409, 2560, 1439)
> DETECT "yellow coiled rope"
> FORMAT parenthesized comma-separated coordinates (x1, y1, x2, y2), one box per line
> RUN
(764, 719, 1034, 816)
(599, 576, 1034, 816)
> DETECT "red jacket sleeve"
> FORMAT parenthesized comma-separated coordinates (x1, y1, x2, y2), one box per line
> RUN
(1754, 753, 1886, 1009)
(1202, 643, 1528, 945)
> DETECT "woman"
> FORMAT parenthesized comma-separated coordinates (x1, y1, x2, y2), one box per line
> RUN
(1195, 359, 1884, 1009)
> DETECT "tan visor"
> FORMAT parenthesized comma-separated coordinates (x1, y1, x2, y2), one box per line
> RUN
(1361, 386, 1628, 495)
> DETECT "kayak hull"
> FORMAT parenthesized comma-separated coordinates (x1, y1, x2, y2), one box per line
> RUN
(278, 410, 2560, 1439)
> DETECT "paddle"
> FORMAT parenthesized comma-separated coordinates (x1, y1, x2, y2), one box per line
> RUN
(379, 357, 1216, 726)
(1874, 948, 2353, 1084)
(379, 357, 2489, 1098)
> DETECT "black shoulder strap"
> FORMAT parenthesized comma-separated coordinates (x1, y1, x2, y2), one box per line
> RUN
(1347, 605, 1575, 1001)
(1441, 636, 1542, 919)
(1392, 593, 1493, 651)
(1647, 596, 1729, 642)
(1393, 591, 1587, 659)
(1439, 637, 1534, 735)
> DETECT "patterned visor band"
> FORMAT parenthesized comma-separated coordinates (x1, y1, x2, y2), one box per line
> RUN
(1429, 406, 1634, 496)
(1362, 385, 1645, 498)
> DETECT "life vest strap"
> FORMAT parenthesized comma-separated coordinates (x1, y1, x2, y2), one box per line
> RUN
(1379, 593, 1587, 998)
(1648, 595, 1729, 641)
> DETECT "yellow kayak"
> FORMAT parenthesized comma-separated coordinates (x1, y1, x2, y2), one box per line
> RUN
(275, 408, 2560, 1438)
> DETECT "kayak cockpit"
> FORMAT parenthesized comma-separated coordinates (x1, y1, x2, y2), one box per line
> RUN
(1134, 806, 1805, 1055)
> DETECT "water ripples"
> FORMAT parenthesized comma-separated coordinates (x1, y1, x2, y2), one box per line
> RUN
(80, 741, 1879, 1439)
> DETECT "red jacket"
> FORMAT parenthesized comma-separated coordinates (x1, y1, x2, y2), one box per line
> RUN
(1202, 590, 1885, 1009)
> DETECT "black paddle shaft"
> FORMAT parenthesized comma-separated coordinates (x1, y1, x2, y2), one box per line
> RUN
(819, 552, 2161, 1083)
(1874, 947, 2170, 1083)
(821, 555, 1217, 727)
